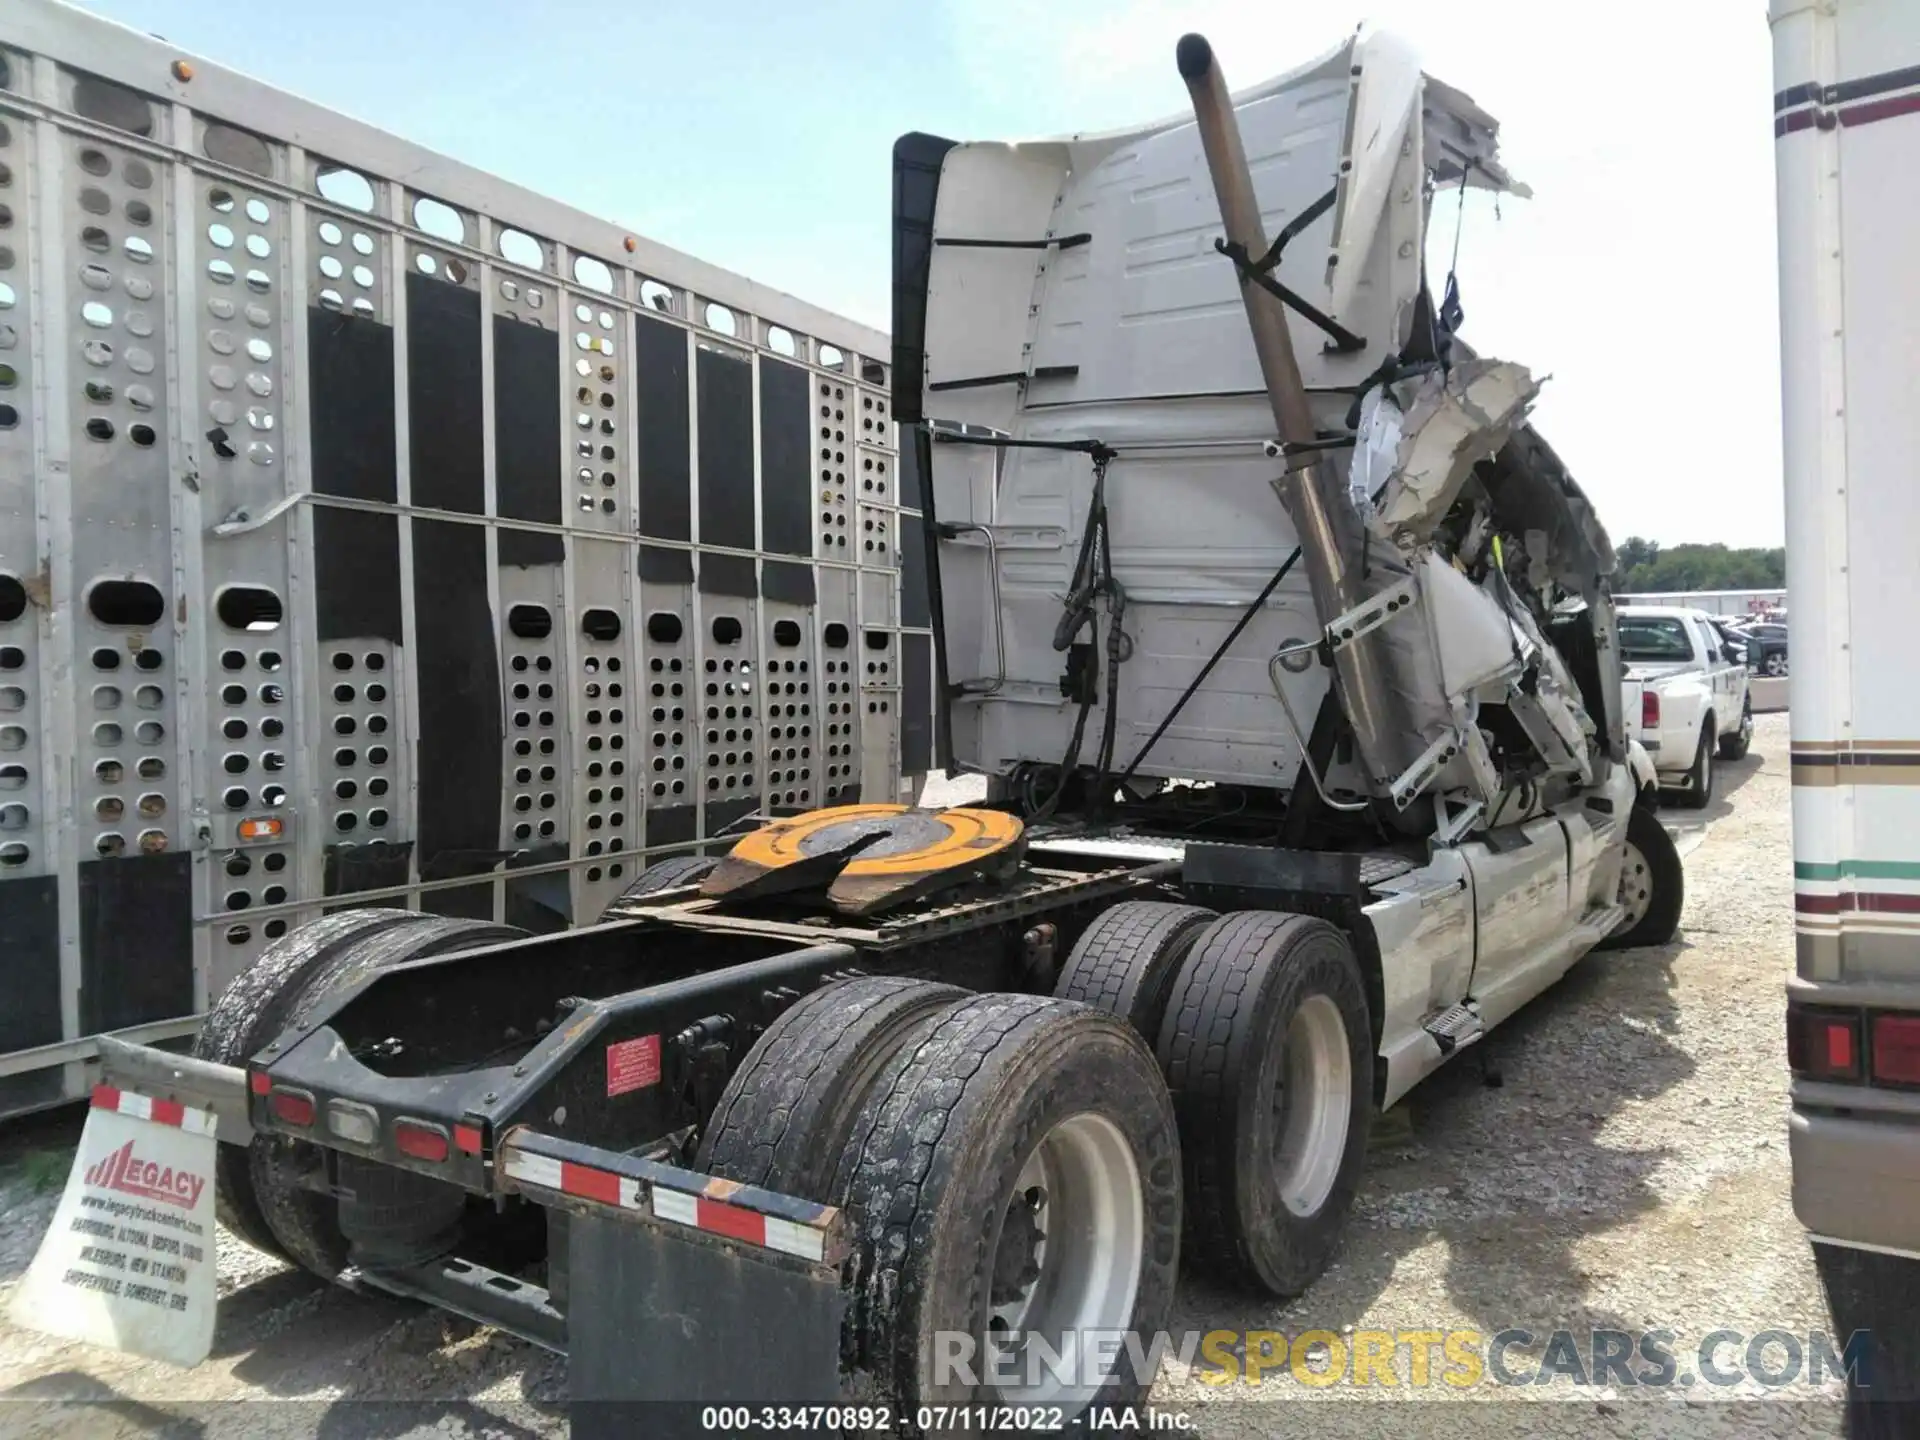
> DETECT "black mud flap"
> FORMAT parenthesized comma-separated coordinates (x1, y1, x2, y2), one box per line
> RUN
(497, 1128, 849, 1437)
(568, 1210, 845, 1439)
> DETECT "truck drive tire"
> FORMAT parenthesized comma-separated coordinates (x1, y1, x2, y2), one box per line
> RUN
(697, 975, 968, 1196)
(196, 911, 525, 1279)
(1677, 721, 1715, 809)
(1156, 911, 1370, 1299)
(195, 908, 426, 1264)
(1599, 803, 1685, 951)
(1719, 697, 1754, 761)
(1053, 900, 1217, 1040)
(607, 854, 717, 907)
(834, 994, 1181, 1427)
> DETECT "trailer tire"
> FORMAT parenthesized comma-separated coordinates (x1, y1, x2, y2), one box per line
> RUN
(1675, 721, 1715, 809)
(601, 855, 717, 915)
(1053, 901, 1217, 1040)
(1599, 804, 1685, 951)
(195, 908, 427, 1263)
(696, 975, 967, 1196)
(834, 994, 1181, 1425)
(200, 912, 524, 1278)
(1156, 911, 1370, 1298)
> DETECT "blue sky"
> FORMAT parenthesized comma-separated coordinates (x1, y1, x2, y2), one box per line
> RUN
(78, 0, 1785, 547)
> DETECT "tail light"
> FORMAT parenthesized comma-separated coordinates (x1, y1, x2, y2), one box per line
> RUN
(393, 1118, 451, 1163)
(1872, 1015, 1920, 1087)
(327, 1100, 379, 1146)
(268, 1086, 316, 1126)
(1641, 690, 1661, 729)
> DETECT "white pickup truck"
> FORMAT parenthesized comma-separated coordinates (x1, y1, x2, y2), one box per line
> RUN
(1618, 605, 1754, 808)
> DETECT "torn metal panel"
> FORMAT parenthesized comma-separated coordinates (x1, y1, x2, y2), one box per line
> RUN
(1360, 361, 1543, 541)
(1422, 75, 1530, 196)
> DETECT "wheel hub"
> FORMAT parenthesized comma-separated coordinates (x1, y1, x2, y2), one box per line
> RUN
(990, 1184, 1047, 1307)
(1269, 995, 1352, 1218)
(1616, 839, 1653, 928)
(984, 1114, 1143, 1407)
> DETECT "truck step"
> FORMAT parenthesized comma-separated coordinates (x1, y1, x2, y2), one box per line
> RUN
(1421, 1002, 1485, 1056)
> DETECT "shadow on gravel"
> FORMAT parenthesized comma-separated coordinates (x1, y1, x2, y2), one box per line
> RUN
(225, 1281, 414, 1389)
(314, 1398, 550, 1440)
(1664, 744, 1768, 828)
(207, 1266, 329, 1358)
(3, 1371, 205, 1438)
(218, 1274, 566, 1422)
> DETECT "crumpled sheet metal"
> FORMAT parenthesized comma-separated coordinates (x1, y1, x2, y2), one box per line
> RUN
(1316, 361, 1608, 810)
(1358, 360, 1543, 543)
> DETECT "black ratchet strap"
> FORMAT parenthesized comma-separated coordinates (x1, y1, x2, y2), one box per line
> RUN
(1214, 186, 1366, 354)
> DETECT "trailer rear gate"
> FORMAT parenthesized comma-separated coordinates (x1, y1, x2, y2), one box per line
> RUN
(0, 0, 932, 1117)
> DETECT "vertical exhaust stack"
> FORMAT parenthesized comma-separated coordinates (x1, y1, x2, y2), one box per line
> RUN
(1176, 33, 1429, 795)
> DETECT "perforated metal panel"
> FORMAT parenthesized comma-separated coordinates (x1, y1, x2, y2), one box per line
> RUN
(0, 2, 922, 1114)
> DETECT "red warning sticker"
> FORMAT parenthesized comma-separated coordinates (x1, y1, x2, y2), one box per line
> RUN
(606, 1034, 662, 1096)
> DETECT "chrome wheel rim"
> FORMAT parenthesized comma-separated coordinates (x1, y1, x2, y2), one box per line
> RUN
(1273, 994, 1352, 1217)
(1615, 839, 1653, 931)
(985, 1112, 1143, 1407)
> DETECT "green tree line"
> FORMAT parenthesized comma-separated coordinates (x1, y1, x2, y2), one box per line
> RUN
(1614, 538, 1785, 593)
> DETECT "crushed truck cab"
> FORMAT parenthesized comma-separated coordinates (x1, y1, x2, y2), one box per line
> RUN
(19, 16, 1690, 1433)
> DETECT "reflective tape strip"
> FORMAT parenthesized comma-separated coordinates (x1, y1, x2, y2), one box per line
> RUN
(694, 1195, 766, 1246)
(561, 1160, 627, 1207)
(502, 1149, 564, 1192)
(648, 1185, 806, 1254)
(502, 1133, 836, 1259)
(763, 1215, 828, 1263)
(650, 1187, 700, 1228)
(502, 1147, 641, 1210)
(91, 1084, 216, 1137)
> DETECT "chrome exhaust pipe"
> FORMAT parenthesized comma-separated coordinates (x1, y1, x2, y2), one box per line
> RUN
(1177, 32, 1428, 794)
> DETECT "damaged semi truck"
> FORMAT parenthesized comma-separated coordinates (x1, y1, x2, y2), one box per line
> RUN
(41, 18, 1680, 1432)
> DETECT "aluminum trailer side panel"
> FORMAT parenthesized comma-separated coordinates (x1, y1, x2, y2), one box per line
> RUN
(0, 0, 927, 1118)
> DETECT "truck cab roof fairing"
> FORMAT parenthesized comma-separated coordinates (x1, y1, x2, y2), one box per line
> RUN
(893, 30, 1608, 807)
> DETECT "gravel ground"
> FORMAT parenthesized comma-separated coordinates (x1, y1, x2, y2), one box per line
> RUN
(0, 715, 1838, 1437)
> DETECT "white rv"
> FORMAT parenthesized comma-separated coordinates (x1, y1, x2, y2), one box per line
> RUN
(1774, 0, 1920, 1424)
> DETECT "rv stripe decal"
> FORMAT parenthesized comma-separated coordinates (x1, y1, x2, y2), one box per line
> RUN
(1790, 751, 1920, 786)
(1776, 62, 1920, 112)
(1776, 63, 1920, 135)
(1796, 861, 1920, 882)
(1795, 892, 1920, 916)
